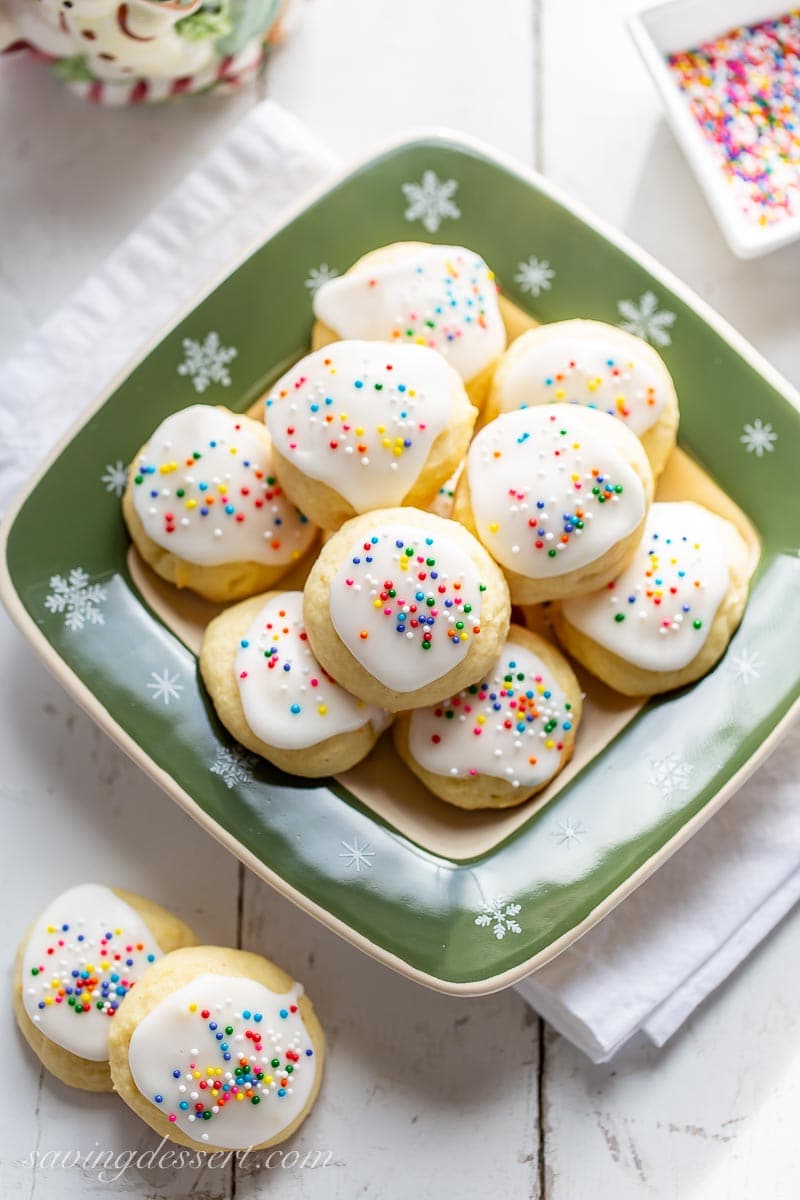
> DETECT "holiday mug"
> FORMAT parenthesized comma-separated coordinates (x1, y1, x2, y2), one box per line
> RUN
(0, 0, 287, 103)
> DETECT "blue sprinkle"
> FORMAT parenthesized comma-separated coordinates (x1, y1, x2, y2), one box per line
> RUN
(290, 704, 301, 714)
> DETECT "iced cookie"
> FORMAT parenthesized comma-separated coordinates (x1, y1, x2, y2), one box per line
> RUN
(311, 242, 507, 408)
(453, 406, 654, 605)
(13, 884, 196, 1092)
(123, 405, 318, 603)
(303, 507, 511, 711)
(485, 320, 679, 477)
(553, 501, 750, 696)
(200, 590, 391, 777)
(108, 945, 324, 1152)
(393, 625, 581, 809)
(264, 340, 477, 530)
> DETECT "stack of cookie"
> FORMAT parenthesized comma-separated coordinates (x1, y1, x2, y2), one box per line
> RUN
(15, 884, 324, 1152)
(123, 241, 751, 813)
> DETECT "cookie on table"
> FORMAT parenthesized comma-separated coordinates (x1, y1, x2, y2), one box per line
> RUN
(552, 501, 750, 696)
(200, 590, 391, 777)
(264, 340, 477, 531)
(453, 405, 654, 605)
(13, 884, 196, 1092)
(393, 624, 581, 809)
(311, 242, 507, 409)
(123, 405, 318, 603)
(108, 945, 324, 1152)
(485, 320, 679, 477)
(303, 507, 511, 712)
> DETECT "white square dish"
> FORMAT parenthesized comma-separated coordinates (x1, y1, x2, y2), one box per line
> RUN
(629, 1, 800, 258)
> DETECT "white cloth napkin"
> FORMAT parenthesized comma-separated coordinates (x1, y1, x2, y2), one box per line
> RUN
(515, 724, 800, 1060)
(1, 99, 797, 1063)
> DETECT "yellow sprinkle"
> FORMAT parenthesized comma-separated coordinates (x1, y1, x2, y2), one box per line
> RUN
(355, 426, 364, 436)
(373, 598, 383, 608)
(555, 388, 565, 400)
(393, 447, 403, 457)
(291, 550, 300, 560)
(382, 438, 391, 448)
(377, 425, 385, 434)
(218, 483, 227, 494)
(50, 979, 60, 989)
(340, 413, 347, 421)
(44, 996, 53, 1006)
(264, 1075, 273, 1085)
(545, 739, 555, 750)
(159, 462, 177, 475)
(236, 1093, 244, 1102)
(229, 446, 237, 455)
(400, 558, 409, 571)
(571, 473, 579, 482)
(459, 631, 468, 641)
(477, 714, 486, 724)
(318, 704, 327, 716)
(408, 390, 416, 397)
(537, 685, 546, 694)
(193, 1070, 201, 1079)
(47, 924, 56, 933)
(189, 1003, 197, 1012)
(207, 1067, 215, 1076)
(489, 521, 499, 533)
(185, 498, 197, 509)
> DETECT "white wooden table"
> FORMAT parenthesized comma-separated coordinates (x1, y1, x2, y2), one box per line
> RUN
(2, 2, 800, 1196)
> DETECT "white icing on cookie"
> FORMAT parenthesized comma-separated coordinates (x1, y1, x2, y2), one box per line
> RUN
(561, 502, 731, 671)
(328, 521, 485, 692)
(313, 245, 506, 383)
(235, 592, 388, 750)
(466, 407, 646, 579)
(265, 341, 457, 510)
(131, 406, 316, 567)
(21, 884, 162, 1062)
(128, 973, 317, 1151)
(408, 637, 574, 790)
(495, 323, 668, 435)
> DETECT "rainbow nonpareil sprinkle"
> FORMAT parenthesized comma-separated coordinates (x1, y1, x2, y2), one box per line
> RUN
(669, 11, 800, 226)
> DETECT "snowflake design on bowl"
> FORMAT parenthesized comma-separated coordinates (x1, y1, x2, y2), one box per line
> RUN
(729, 647, 762, 684)
(551, 817, 587, 848)
(304, 263, 338, 295)
(209, 745, 256, 790)
(647, 752, 693, 801)
(177, 332, 237, 394)
(515, 255, 555, 297)
(339, 837, 375, 873)
(617, 291, 676, 347)
(474, 896, 522, 940)
(100, 460, 127, 497)
(146, 668, 184, 706)
(44, 568, 107, 632)
(739, 419, 777, 457)
(401, 170, 461, 233)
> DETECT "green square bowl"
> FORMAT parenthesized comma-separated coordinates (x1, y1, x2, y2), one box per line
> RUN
(2, 134, 798, 993)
